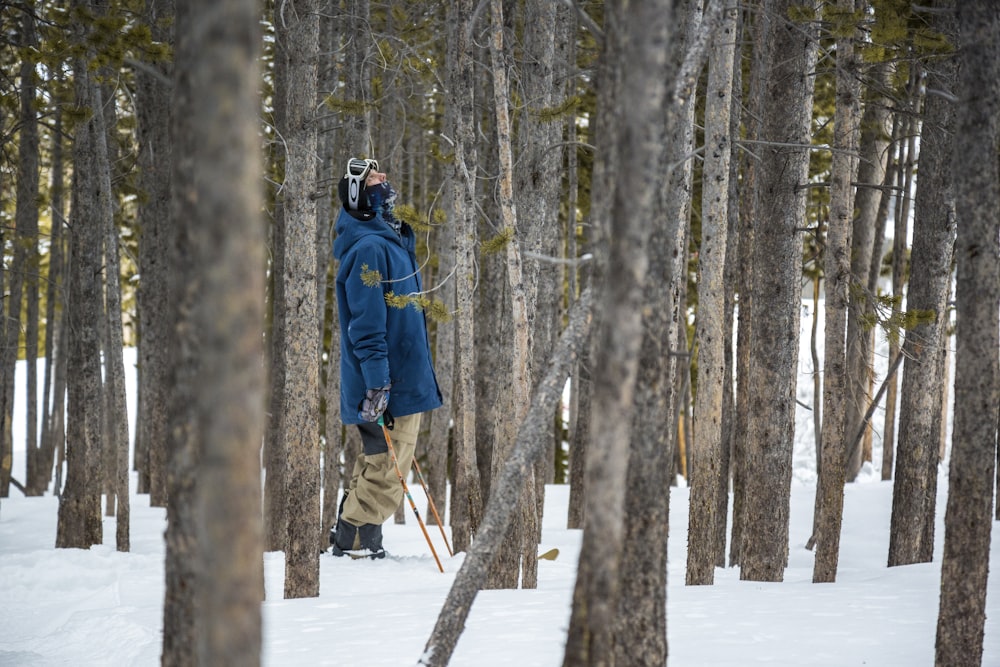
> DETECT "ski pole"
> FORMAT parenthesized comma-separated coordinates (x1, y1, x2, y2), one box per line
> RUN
(380, 417, 444, 573)
(409, 456, 454, 557)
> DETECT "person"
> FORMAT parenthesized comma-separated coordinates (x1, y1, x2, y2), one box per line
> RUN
(329, 157, 442, 559)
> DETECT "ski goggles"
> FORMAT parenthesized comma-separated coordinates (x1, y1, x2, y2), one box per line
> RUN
(344, 158, 379, 210)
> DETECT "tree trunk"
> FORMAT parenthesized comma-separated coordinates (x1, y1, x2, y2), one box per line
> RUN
(103, 118, 131, 552)
(447, 0, 482, 554)
(486, 0, 536, 590)
(813, 0, 861, 583)
(517, 0, 563, 582)
(15, 7, 41, 498)
(740, 0, 818, 582)
(934, 3, 999, 664)
(134, 0, 173, 507)
(730, 0, 762, 569)
(318, 1, 342, 552)
(165, 1, 266, 664)
(562, 2, 588, 529)
(56, 2, 108, 548)
(426, 31, 456, 526)
(564, 0, 667, 662)
(889, 0, 957, 568)
(882, 85, 921, 481)
(273, 0, 322, 600)
(263, 24, 290, 554)
(617, 0, 714, 650)
(717, 4, 744, 566)
(420, 288, 594, 667)
(844, 61, 891, 482)
(36, 76, 68, 497)
(687, 0, 737, 586)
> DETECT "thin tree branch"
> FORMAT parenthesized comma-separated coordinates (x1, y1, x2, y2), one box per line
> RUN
(559, 0, 603, 42)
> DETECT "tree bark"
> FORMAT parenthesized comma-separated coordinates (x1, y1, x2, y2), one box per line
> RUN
(166, 0, 266, 663)
(420, 287, 593, 667)
(812, 0, 861, 583)
(688, 0, 737, 586)
(134, 0, 174, 507)
(318, 2, 343, 551)
(14, 7, 41, 498)
(934, 3, 999, 664)
(730, 0, 762, 569)
(565, 0, 667, 662)
(717, 3, 744, 566)
(103, 113, 131, 552)
(486, 0, 536, 590)
(56, 1, 108, 549)
(448, 0, 482, 554)
(36, 73, 68, 497)
(517, 0, 563, 585)
(844, 61, 891, 482)
(274, 0, 322, 600)
(889, 0, 958, 568)
(740, 0, 818, 582)
(882, 85, 921, 482)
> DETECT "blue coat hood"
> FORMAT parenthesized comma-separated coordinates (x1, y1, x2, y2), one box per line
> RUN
(333, 206, 442, 424)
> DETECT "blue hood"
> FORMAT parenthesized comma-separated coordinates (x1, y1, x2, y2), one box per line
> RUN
(333, 206, 412, 261)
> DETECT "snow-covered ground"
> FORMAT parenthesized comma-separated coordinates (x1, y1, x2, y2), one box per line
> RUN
(1, 304, 997, 666)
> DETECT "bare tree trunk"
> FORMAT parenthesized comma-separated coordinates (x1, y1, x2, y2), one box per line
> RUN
(56, 2, 108, 548)
(318, 1, 342, 551)
(935, 4, 999, 665)
(103, 127, 131, 552)
(486, 0, 536, 590)
(882, 86, 921, 481)
(36, 80, 67, 496)
(729, 0, 761, 569)
(165, 1, 266, 664)
(561, 2, 587, 529)
(134, 0, 173, 506)
(517, 0, 563, 584)
(274, 0, 322, 600)
(263, 23, 290, 554)
(617, 0, 714, 649)
(448, 0, 482, 553)
(740, 0, 818, 582)
(1, 8, 39, 497)
(424, 2, 460, 534)
(845, 60, 892, 482)
(420, 288, 593, 667)
(564, 0, 668, 661)
(15, 7, 40, 498)
(889, 0, 957, 568)
(688, 0, 737, 586)
(813, 0, 861, 583)
(426, 284, 454, 528)
(717, 4, 744, 566)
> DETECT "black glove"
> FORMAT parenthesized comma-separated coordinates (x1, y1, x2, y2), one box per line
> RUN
(358, 385, 390, 422)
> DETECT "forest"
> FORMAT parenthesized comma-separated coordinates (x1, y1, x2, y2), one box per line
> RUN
(0, 0, 997, 665)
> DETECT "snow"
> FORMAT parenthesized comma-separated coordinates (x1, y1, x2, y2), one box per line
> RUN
(2, 306, 999, 666)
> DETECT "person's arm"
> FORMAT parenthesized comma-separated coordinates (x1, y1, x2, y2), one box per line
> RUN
(343, 241, 391, 390)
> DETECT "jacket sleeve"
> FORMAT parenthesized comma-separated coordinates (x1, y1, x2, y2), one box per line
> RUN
(342, 241, 391, 389)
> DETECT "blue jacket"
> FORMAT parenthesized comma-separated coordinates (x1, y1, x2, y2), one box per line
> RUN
(333, 206, 442, 425)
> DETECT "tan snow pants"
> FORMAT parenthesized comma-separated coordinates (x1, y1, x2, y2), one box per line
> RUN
(340, 412, 422, 527)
